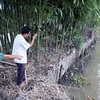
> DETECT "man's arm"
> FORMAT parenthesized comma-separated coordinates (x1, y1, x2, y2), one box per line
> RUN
(30, 34, 37, 47)
(4, 55, 23, 60)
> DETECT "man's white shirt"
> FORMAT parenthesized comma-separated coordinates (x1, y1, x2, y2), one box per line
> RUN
(12, 34, 30, 63)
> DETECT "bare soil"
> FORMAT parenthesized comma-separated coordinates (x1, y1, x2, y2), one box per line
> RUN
(0, 29, 97, 100)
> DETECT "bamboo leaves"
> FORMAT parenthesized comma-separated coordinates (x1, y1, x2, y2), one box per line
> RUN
(1, 0, 100, 60)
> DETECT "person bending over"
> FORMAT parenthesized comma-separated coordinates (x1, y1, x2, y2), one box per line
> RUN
(12, 26, 37, 86)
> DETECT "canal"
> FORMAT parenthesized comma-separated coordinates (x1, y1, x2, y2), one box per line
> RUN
(82, 41, 100, 100)
(68, 41, 100, 100)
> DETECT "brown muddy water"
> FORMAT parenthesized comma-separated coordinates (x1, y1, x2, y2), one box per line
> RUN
(82, 41, 100, 100)
(68, 41, 100, 100)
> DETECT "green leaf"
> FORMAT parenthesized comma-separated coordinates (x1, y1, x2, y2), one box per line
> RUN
(81, 0, 84, 5)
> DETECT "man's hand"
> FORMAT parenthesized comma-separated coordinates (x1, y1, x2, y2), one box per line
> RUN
(32, 34, 38, 40)
(16, 55, 23, 60)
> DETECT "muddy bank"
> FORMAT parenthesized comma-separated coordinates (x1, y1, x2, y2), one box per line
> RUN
(0, 31, 97, 100)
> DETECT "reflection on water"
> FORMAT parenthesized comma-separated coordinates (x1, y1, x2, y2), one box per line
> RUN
(97, 69, 100, 100)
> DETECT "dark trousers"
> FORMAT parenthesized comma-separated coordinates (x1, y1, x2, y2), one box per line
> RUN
(16, 63, 25, 85)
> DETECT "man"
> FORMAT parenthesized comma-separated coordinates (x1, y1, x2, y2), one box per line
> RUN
(12, 26, 37, 86)
(0, 52, 23, 60)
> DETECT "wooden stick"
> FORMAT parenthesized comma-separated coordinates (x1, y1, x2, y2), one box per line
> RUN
(25, 69, 28, 85)
(0, 61, 16, 66)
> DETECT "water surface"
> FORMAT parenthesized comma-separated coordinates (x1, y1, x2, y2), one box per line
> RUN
(82, 41, 100, 100)
(69, 41, 100, 100)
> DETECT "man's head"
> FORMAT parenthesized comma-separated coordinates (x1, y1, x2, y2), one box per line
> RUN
(21, 26, 31, 38)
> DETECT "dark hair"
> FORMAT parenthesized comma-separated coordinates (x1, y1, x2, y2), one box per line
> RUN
(21, 26, 31, 34)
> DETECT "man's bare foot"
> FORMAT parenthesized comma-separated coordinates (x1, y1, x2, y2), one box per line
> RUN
(19, 82, 26, 87)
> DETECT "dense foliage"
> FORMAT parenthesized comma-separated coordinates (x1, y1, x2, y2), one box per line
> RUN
(0, 0, 100, 60)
